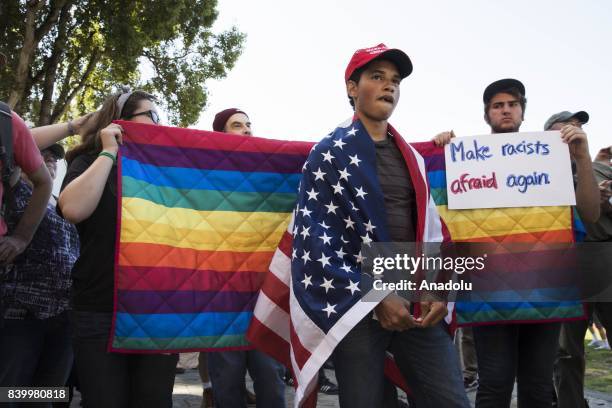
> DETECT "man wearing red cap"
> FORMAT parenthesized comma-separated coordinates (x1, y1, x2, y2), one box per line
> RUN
(290, 44, 469, 408)
(205, 108, 286, 408)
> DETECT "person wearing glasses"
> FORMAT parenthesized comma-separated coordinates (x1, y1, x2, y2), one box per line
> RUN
(58, 89, 176, 408)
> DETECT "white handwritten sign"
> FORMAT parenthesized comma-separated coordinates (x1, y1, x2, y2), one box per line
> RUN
(444, 131, 576, 209)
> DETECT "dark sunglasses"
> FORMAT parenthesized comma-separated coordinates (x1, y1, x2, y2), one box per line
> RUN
(125, 110, 160, 124)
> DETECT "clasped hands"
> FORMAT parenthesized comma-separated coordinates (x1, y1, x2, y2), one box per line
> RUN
(374, 292, 447, 331)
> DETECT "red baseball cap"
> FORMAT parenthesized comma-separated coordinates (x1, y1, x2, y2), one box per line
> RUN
(344, 43, 413, 82)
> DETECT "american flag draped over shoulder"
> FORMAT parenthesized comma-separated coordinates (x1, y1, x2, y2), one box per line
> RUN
(247, 120, 453, 407)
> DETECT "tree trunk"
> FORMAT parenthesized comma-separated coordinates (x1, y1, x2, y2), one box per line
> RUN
(38, 5, 70, 126)
(7, 1, 43, 110)
(8, 0, 70, 114)
(50, 49, 100, 123)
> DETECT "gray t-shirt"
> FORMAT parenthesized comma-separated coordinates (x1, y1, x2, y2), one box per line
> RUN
(374, 136, 417, 242)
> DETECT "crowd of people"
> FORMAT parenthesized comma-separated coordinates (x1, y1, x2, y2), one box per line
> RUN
(0, 41, 610, 408)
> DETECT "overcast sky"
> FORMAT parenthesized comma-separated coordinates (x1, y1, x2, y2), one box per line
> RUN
(53, 0, 611, 194)
(195, 0, 611, 156)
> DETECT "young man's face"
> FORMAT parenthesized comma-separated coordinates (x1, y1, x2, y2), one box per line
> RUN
(224, 113, 252, 136)
(42, 151, 58, 180)
(486, 92, 523, 133)
(347, 59, 401, 122)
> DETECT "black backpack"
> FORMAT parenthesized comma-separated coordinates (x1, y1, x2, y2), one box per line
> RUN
(0, 101, 14, 220)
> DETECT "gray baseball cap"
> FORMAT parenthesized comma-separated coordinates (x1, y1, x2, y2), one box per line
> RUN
(544, 111, 589, 130)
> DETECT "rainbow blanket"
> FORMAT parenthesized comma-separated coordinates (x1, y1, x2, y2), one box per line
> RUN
(111, 121, 313, 352)
(412, 142, 585, 326)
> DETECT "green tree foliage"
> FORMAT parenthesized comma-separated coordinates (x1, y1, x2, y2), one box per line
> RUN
(0, 0, 245, 126)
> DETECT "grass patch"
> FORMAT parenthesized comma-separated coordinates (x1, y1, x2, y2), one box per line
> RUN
(584, 340, 612, 394)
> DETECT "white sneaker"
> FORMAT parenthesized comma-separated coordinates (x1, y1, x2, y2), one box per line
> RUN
(595, 341, 611, 350)
(588, 338, 601, 347)
(589, 339, 604, 348)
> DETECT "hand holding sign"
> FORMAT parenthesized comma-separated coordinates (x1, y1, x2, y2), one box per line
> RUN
(560, 124, 590, 163)
(432, 130, 456, 147)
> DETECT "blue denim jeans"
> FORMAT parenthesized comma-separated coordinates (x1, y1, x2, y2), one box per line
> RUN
(0, 311, 73, 408)
(473, 322, 561, 408)
(207, 349, 285, 408)
(332, 315, 470, 408)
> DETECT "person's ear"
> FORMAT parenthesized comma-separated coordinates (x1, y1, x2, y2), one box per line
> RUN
(347, 81, 360, 109)
(347, 80, 359, 99)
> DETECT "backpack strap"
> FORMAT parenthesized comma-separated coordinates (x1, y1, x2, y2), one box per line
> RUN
(0, 101, 10, 326)
(0, 101, 14, 220)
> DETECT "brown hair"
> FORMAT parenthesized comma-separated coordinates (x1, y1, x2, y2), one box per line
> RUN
(65, 89, 157, 164)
